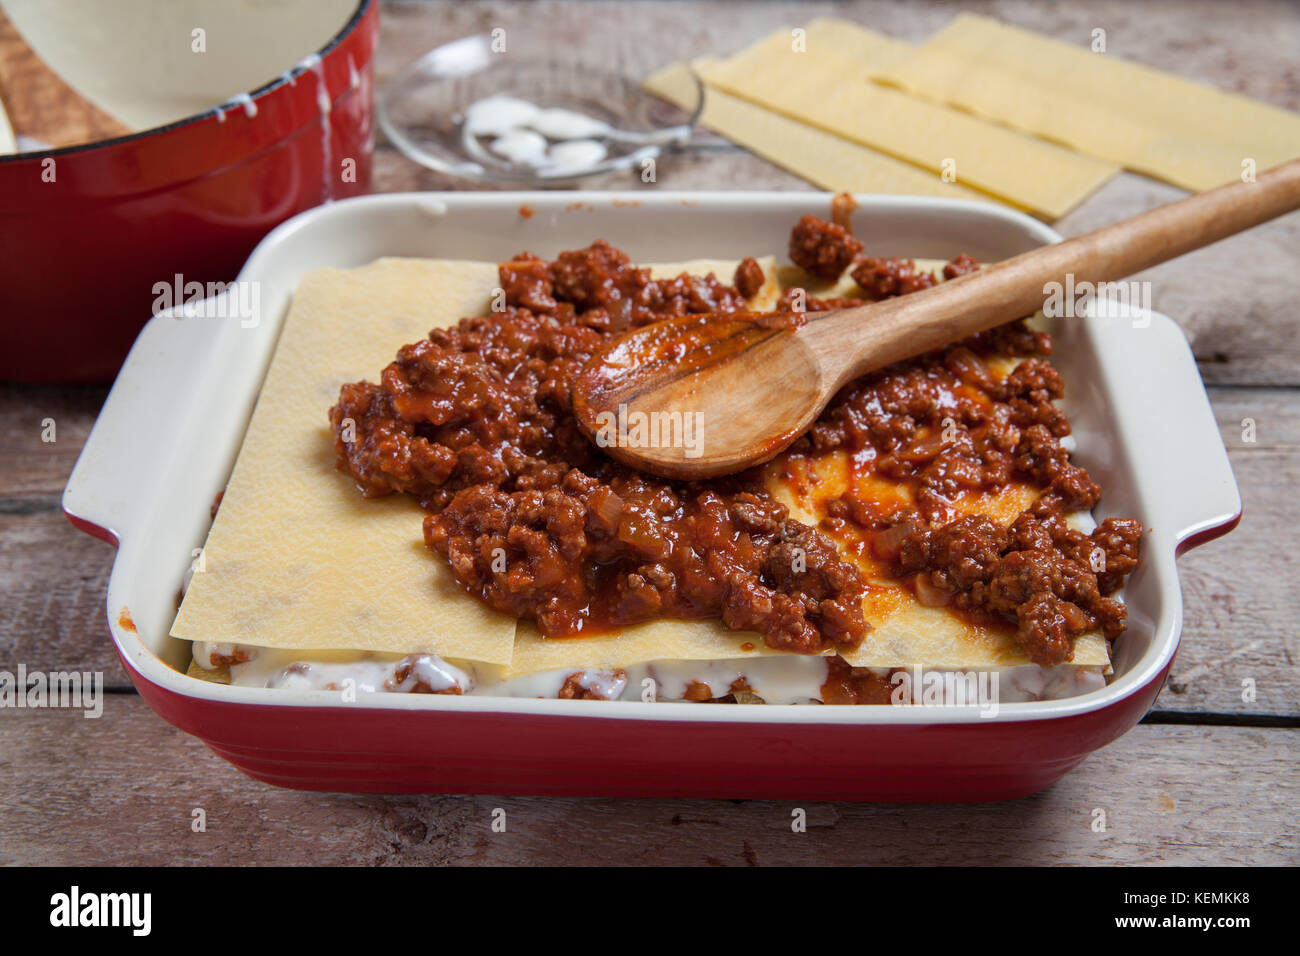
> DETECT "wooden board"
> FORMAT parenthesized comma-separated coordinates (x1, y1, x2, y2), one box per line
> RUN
(0, 8, 132, 149)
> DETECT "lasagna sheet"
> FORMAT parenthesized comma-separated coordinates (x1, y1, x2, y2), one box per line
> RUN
(874, 14, 1300, 192)
(643, 58, 985, 202)
(698, 19, 1118, 218)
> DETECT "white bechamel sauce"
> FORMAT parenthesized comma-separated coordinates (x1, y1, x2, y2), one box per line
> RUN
(469, 667, 570, 698)
(1001, 664, 1107, 701)
(387, 655, 470, 693)
(273, 52, 333, 201)
(466, 667, 631, 699)
(544, 138, 607, 172)
(195, 642, 1104, 704)
(300, 54, 331, 115)
(268, 659, 400, 694)
(465, 95, 541, 136)
(220, 92, 258, 119)
(417, 198, 449, 218)
(527, 108, 610, 139)
(638, 657, 830, 704)
(460, 96, 621, 174)
(192, 641, 248, 670)
(489, 129, 549, 165)
(576, 668, 629, 699)
(208, 645, 472, 695)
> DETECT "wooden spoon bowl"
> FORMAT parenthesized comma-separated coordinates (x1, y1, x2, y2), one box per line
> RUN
(571, 311, 825, 478)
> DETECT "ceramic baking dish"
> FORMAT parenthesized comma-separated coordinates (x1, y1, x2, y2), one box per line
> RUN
(63, 191, 1241, 800)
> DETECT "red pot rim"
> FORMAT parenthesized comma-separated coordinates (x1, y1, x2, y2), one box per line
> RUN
(0, 0, 373, 168)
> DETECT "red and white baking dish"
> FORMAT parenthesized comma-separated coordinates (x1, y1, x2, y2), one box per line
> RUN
(63, 192, 1241, 800)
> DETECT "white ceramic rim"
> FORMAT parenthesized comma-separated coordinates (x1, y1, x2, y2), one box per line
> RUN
(63, 190, 1241, 725)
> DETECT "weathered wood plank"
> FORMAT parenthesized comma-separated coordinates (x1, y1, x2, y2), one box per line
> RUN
(0, 384, 106, 499)
(0, 697, 1293, 865)
(1166, 387, 1300, 715)
(0, 383, 127, 684)
(0, 512, 128, 686)
(1055, 175, 1300, 387)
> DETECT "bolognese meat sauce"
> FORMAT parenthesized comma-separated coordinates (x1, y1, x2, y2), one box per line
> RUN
(331, 213, 1141, 668)
(332, 236, 866, 655)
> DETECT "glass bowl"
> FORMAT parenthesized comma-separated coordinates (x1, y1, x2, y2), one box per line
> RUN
(378, 34, 703, 185)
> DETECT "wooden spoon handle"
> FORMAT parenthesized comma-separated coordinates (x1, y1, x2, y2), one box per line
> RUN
(812, 158, 1300, 386)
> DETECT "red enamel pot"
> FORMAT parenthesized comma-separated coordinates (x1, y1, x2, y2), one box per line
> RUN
(0, 0, 377, 383)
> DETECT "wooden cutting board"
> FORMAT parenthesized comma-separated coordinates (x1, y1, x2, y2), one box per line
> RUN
(0, 7, 132, 150)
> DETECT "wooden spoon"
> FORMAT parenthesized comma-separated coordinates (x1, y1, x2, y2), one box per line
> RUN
(573, 159, 1300, 480)
(0, 9, 133, 151)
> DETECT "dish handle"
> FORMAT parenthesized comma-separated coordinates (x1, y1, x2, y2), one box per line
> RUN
(1091, 309, 1242, 556)
(63, 293, 243, 548)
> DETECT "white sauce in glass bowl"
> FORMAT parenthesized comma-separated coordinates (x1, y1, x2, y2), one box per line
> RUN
(459, 95, 617, 174)
(464, 94, 540, 136)
(528, 107, 610, 139)
(489, 129, 549, 164)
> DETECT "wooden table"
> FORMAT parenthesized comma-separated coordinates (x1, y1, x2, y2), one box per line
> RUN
(2, 0, 1296, 866)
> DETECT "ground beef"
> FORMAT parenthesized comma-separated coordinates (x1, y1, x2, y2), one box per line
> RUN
(877, 505, 1136, 666)
(1083, 517, 1144, 595)
(387, 655, 465, 694)
(789, 214, 863, 280)
(205, 645, 253, 667)
(819, 657, 898, 705)
(830, 192, 858, 230)
(334, 233, 867, 655)
(850, 256, 936, 299)
(330, 306, 603, 508)
(558, 671, 627, 700)
(775, 288, 866, 313)
(499, 252, 558, 314)
(907, 515, 1009, 589)
(1002, 358, 1070, 434)
(778, 253, 983, 313)
(680, 680, 715, 701)
(332, 214, 1140, 670)
(785, 268, 1140, 665)
(424, 470, 865, 652)
(734, 256, 766, 299)
(942, 253, 980, 279)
